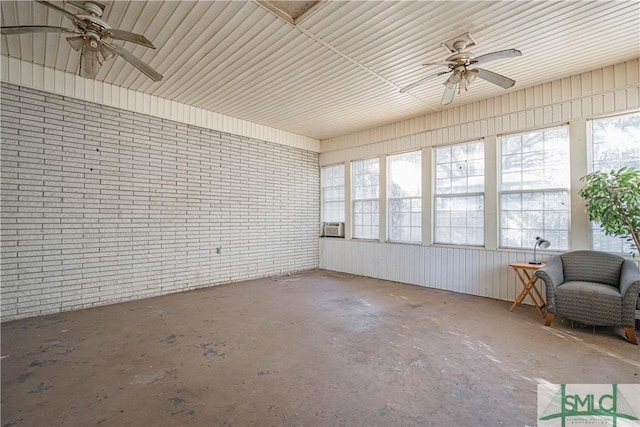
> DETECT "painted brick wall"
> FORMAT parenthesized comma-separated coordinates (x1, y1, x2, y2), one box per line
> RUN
(1, 83, 320, 321)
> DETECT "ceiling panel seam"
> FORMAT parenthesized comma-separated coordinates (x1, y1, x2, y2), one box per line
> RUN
(253, 0, 438, 113)
(294, 24, 438, 113)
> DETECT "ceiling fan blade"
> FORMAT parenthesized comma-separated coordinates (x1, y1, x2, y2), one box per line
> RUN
(441, 84, 456, 105)
(399, 70, 451, 93)
(35, 0, 78, 21)
(473, 49, 522, 65)
(80, 40, 101, 79)
(1, 25, 75, 35)
(102, 28, 155, 49)
(105, 42, 163, 82)
(423, 61, 456, 67)
(475, 68, 516, 89)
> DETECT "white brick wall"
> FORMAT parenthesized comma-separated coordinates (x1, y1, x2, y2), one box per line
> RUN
(1, 83, 320, 321)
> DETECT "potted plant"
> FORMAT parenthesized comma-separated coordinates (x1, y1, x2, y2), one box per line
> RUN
(578, 166, 640, 256)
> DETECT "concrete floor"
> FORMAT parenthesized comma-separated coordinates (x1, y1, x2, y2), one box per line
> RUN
(1, 270, 638, 427)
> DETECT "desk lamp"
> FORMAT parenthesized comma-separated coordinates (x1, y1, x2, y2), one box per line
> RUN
(530, 236, 551, 265)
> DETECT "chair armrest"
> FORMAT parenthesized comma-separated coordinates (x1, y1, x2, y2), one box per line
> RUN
(620, 260, 640, 296)
(535, 255, 564, 314)
(620, 260, 640, 326)
(535, 255, 564, 288)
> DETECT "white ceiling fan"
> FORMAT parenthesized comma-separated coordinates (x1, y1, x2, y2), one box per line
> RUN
(400, 39, 521, 105)
(1, 0, 162, 82)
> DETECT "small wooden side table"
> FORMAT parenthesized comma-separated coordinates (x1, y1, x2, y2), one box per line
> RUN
(509, 261, 547, 318)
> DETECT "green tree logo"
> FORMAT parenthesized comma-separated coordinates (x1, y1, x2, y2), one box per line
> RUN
(540, 384, 638, 427)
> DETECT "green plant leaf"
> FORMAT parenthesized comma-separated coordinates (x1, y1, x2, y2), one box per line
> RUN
(579, 167, 640, 255)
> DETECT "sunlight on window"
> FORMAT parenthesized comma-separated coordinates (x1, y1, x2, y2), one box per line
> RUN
(322, 164, 345, 223)
(352, 158, 379, 239)
(388, 151, 421, 243)
(389, 161, 420, 196)
(434, 141, 484, 246)
(500, 126, 570, 250)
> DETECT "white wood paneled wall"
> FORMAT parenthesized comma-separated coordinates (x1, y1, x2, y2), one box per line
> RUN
(318, 58, 640, 304)
(320, 59, 639, 163)
(320, 239, 640, 305)
(319, 239, 541, 304)
(0, 56, 320, 153)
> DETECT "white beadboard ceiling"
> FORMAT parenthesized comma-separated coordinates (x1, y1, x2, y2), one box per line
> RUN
(1, 0, 639, 140)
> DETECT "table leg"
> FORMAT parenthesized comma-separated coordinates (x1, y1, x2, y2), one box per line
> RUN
(530, 279, 546, 311)
(509, 267, 546, 318)
(509, 268, 530, 311)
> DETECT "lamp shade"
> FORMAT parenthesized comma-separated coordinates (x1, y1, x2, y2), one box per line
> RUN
(529, 236, 551, 265)
(444, 69, 462, 87)
(464, 69, 478, 84)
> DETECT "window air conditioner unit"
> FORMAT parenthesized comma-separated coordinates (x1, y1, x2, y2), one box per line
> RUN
(322, 222, 345, 238)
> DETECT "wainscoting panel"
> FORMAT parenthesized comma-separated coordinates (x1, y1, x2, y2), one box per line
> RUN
(319, 238, 542, 304)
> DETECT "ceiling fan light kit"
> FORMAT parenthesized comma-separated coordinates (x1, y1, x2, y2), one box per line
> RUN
(400, 33, 522, 105)
(1, 0, 162, 82)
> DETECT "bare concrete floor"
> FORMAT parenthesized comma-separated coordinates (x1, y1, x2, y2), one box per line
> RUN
(1, 269, 638, 427)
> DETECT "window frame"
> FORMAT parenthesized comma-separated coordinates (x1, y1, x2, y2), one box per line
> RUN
(498, 125, 571, 250)
(351, 157, 380, 240)
(587, 111, 640, 254)
(321, 163, 345, 223)
(433, 140, 485, 247)
(387, 150, 422, 244)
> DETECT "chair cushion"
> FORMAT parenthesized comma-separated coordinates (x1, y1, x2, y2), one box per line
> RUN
(560, 251, 623, 288)
(555, 281, 622, 326)
(557, 281, 622, 297)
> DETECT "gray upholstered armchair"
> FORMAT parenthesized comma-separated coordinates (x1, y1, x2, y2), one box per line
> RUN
(535, 250, 640, 344)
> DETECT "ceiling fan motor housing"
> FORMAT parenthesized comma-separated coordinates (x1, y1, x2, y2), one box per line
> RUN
(83, 1, 103, 17)
(67, 0, 107, 17)
(445, 41, 475, 67)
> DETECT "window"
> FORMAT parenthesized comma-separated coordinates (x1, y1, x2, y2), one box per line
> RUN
(500, 126, 570, 250)
(589, 112, 640, 253)
(388, 151, 422, 243)
(352, 158, 379, 239)
(434, 141, 484, 245)
(321, 164, 345, 223)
